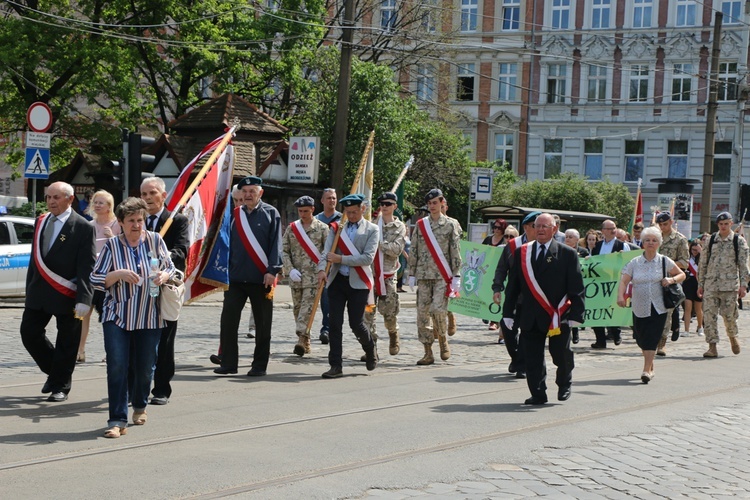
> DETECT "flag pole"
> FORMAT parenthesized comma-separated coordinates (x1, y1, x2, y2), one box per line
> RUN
(159, 125, 237, 238)
(305, 130, 375, 337)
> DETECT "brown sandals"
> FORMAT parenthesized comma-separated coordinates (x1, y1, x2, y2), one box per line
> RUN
(104, 426, 127, 438)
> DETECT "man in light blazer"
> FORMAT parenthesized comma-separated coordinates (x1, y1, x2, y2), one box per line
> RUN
(21, 182, 96, 402)
(317, 194, 380, 378)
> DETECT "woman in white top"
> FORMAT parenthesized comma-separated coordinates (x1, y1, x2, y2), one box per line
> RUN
(617, 226, 685, 384)
(78, 190, 121, 363)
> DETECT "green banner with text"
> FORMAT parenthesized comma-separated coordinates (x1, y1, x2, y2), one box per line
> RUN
(448, 241, 640, 327)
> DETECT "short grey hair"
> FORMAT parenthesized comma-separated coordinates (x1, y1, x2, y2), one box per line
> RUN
(231, 184, 241, 199)
(141, 176, 166, 193)
(49, 181, 74, 197)
(565, 228, 580, 239)
(641, 226, 662, 245)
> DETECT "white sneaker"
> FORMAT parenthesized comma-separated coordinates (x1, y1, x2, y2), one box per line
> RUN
(697, 327, 705, 336)
(682, 330, 690, 337)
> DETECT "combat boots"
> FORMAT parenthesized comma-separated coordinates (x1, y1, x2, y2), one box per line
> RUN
(302, 335, 311, 354)
(730, 336, 741, 355)
(388, 331, 400, 355)
(447, 313, 457, 336)
(439, 335, 451, 360)
(703, 343, 718, 358)
(656, 337, 667, 357)
(293, 335, 310, 357)
(417, 343, 434, 365)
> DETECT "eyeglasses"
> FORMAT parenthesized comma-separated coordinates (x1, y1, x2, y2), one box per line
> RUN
(533, 224, 554, 229)
(493, 226, 502, 230)
(504, 233, 513, 237)
(602, 227, 616, 230)
(379, 202, 395, 207)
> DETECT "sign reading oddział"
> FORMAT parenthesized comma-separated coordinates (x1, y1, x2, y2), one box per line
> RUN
(287, 136, 319, 184)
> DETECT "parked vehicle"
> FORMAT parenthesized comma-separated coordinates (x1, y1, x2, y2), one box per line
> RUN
(0, 216, 35, 297)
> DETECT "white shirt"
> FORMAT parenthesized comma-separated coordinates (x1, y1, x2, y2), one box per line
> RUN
(599, 238, 616, 255)
(47, 207, 73, 252)
(622, 254, 677, 318)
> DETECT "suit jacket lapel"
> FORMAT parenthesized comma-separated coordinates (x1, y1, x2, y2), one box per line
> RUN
(47, 215, 74, 257)
(155, 210, 169, 233)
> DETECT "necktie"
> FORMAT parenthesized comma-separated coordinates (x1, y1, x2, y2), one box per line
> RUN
(42, 214, 57, 257)
(537, 243, 546, 265)
(148, 215, 157, 231)
(346, 221, 357, 239)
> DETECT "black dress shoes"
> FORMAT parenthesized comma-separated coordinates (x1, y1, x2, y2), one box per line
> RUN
(41, 381, 52, 394)
(365, 344, 378, 371)
(591, 342, 607, 349)
(47, 392, 68, 402)
(209, 354, 222, 365)
(613, 336, 622, 346)
(558, 387, 571, 401)
(515, 371, 527, 379)
(572, 329, 579, 344)
(524, 395, 547, 405)
(150, 396, 169, 405)
(247, 368, 267, 377)
(322, 366, 343, 378)
(213, 366, 238, 375)
(508, 361, 517, 374)
(319, 330, 330, 344)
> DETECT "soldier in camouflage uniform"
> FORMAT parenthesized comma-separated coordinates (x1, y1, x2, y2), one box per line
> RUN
(698, 211, 750, 358)
(441, 199, 462, 336)
(364, 192, 406, 356)
(282, 196, 329, 356)
(656, 211, 689, 356)
(408, 189, 463, 365)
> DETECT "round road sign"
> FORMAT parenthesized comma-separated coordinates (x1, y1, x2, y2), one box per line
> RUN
(27, 102, 53, 133)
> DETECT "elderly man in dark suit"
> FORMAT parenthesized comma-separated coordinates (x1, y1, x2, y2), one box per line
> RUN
(21, 181, 96, 402)
(140, 176, 189, 405)
(591, 219, 626, 348)
(502, 213, 585, 405)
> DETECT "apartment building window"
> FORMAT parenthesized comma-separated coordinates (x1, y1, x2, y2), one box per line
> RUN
(502, 0, 520, 30)
(544, 139, 563, 178)
(587, 64, 607, 101)
(591, 0, 611, 29)
(416, 65, 435, 102)
(718, 62, 738, 101)
(494, 134, 514, 167)
(629, 65, 649, 102)
(675, 0, 695, 26)
(498, 63, 517, 101)
(381, 0, 397, 30)
(624, 140, 645, 181)
(671, 63, 693, 102)
(667, 140, 688, 177)
(714, 142, 733, 182)
(547, 64, 567, 104)
(552, 0, 571, 29)
(456, 63, 476, 101)
(461, 0, 478, 32)
(632, 0, 652, 27)
(722, 0, 741, 24)
(584, 139, 604, 180)
(420, 0, 437, 32)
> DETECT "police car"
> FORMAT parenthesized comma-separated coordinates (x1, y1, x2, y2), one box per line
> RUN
(0, 215, 34, 296)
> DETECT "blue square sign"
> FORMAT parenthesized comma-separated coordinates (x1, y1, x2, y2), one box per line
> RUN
(24, 148, 50, 179)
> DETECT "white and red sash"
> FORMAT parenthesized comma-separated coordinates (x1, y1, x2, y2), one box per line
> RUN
(519, 243, 570, 336)
(234, 206, 269, 274)
(289, 220, 322, 265)
(330, 221, 374, 290)
(33, 213, 76, 299)
(417, 217, 458, 297)
(688, 258, 698, 278)
(507, 235, 524, 255)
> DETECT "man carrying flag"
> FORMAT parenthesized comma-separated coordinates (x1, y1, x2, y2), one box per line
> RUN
(282, 196, 329, 357)
(214, 176, 282, 377)
(408, 189, 463, 365)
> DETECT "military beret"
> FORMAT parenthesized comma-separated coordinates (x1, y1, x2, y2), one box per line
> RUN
(424, 188, 443, 203)
(237, 176, 262, 188)
(655, 211, 672, 223)
(294, 195, 315, 207)
(339, 194, 365, 207)
(377, 192, 398, 204)
(716, 211, 733, 222)
(522, 211, 541, 225)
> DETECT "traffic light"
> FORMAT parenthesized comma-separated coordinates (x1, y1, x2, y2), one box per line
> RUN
(123, 129, 156, 196)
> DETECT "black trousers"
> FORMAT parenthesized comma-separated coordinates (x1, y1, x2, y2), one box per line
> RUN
(20, 308, 81, 394)
(151, 320, 178, 398)
(327, 274, 373, 368)
(500, 313, 525, 372)
(219, 282, 273, 371)
(593, 326, 621, 345)
(522, 324, 574, 399)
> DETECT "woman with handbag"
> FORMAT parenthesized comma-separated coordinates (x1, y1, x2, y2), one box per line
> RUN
(616, 226, 685, 384)
(90, 197, 175, 438)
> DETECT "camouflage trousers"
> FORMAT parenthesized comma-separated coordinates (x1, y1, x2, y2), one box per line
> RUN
(416, 279, 448, 344)
(292, 286, 317, 337)
(702, 290, 739, 344)
(364, 276, 400, 341)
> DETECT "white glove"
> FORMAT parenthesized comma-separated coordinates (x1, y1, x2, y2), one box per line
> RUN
(408, 276, 416, 291)
(451, 276, 461, 291)
(74, 303, 91, 318)
(289, 269, 302, 282)
(502, 317, 514, 330)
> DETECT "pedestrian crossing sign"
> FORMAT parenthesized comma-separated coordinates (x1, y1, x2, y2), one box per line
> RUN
(24, 148, 50, 179)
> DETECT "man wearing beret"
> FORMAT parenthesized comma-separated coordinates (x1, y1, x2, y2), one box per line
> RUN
(317, 194, 380, 378)
(408, 188, 463, 365)
(698, 212, 750, 357)
(365, 192, 407, 356)
(656, 211, 689, 355)
(282, 196, 329, 356)
(215, 176, 282, 377)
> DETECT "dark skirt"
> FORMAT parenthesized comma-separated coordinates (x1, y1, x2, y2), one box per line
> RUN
(683, 275, 701, 302)
(633, 305, 667, 351)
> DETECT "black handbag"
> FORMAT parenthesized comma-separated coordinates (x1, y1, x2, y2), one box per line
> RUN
(662, 256, 685, 308)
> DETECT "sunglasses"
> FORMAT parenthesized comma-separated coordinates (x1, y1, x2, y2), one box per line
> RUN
(493, 226, 503, 230)
(504, 233, 513, 237)
(379, 202, 395, 207)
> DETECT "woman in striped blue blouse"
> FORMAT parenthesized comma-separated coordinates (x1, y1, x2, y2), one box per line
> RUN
(91, 197, 175, 439)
